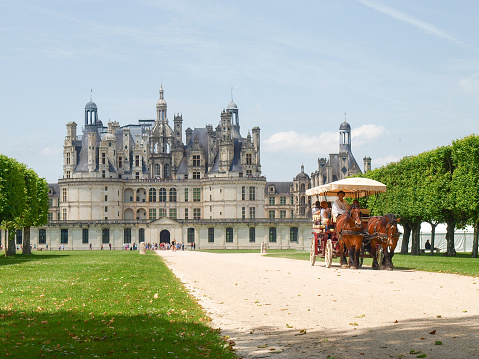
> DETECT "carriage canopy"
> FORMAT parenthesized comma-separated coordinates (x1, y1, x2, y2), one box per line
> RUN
(306, 177, 387, 198)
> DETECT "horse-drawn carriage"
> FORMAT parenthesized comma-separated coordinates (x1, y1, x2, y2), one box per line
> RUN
(306, 178, 401, 270)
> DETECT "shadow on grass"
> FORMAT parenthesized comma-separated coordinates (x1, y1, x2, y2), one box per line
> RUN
(223, 314, 479, 358)
(0, 309, 232, 358)
(0, 252, 70, 267)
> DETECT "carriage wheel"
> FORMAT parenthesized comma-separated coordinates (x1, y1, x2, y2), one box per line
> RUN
(324, 239, 333, 268)
(310, 240, 316, 266)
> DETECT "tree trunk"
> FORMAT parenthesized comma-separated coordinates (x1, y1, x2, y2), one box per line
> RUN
(23, 226, 31, 255)
(6, 228, 16, 257)
(430, 223, 437, 256)
(401, 223, 411, 254)
(472, 221, 479, 258)
(410, 222, 421, 255)
(444, 219, 456, 256)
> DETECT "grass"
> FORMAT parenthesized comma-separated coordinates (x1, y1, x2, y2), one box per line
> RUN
(265, 250, 479, 277)
(0, 251, 236, 358)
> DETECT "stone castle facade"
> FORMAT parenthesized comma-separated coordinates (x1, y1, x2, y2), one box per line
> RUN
(10, 87, 367, 250)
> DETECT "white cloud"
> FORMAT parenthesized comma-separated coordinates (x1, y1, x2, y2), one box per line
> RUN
(263, 130, 337, 154)
(351, 124, 389, 147)
(459, 74, 479, 101)
(357, 0, 465, 47)
(264, 124, 388, 154)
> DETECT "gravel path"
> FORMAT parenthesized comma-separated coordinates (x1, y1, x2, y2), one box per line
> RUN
(156, 250, 479, 359)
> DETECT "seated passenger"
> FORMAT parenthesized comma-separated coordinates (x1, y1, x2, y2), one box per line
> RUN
(320, 201, 331, 227)
(312, 201, 321, 216)
(332, 190, 350, 221)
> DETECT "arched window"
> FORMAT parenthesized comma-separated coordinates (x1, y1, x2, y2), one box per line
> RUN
(154, 164, 161, 177)
(149, 188, 156, 202)
(300, 183, 305, 192)
(169, 188, 177, 202)
(159, 188, 167, 202)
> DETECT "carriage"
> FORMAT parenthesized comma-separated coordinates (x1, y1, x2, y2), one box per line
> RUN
(306, 178, 393, 269)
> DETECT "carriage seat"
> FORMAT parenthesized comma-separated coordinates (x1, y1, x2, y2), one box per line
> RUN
(360, 208, 370, 226)
(312, 214, 324, 233)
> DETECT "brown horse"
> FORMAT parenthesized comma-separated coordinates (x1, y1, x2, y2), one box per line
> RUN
(366, 214, 401, 270)
(336, 204, 364, 269)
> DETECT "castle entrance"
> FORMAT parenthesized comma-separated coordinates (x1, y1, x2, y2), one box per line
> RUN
(160, 230, 171, 244)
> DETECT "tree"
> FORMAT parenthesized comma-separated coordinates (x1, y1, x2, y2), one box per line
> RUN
(452, 135, 479, 258)
(0, 155, 26, 256)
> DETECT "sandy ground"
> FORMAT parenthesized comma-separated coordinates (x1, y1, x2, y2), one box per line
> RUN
(156, 250, 479, 359)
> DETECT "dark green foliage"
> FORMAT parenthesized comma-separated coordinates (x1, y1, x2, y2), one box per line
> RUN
(360, 136, 479, 257)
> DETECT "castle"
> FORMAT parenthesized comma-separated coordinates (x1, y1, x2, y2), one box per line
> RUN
(13, 87, 366, 249)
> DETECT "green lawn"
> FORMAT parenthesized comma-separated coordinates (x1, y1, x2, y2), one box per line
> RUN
(265, 250, 479, 277)
(0, 251, 236, 358)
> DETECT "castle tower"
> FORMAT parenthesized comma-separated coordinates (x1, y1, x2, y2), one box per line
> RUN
(339, 120, 351, 153)
(84, 92, 98, 126)
(363, 156, 372, 173)
(156, 85, 167, 123)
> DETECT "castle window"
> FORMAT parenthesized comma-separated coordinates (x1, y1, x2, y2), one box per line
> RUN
(61, 229, 68, 244)
(149, 208, 157, 219)
(249, 207, 255, 219)
(280, 197, 286, 205)
(246, 153, 252, 165)
(184, 208, 188, 219)
(118, 157, 123, 168)
(159, 208, 166, 218)
(169, 188, 177, 202)
(242, 207, 246, 219)
(249, 227, 255, 242)
(159, 188, 167, 202)
(290, 227, 298, 242)
(269, 228, 277, 242)
(208, 228, 214, 243)
(102, 228, 110, 244)
(62, 188, 67, 202)
(269, 197, 275, 205)
(135, 155, 140, 167)
(249, 187, 255, 201)
(82, 228, 89, 244)
(193, 188, 201, 202)
(39, 229, 46, 244)
(187, 228, 195, 243)
(66, 171, 71, 179)
(139, 228, 145, 242)
(62, 208, 67, 220)
(66, 152, 71, 165)
(149, 188, 157, 202)
(101, 153, 106, 165)
(269, 210, 275, 219)
(193, 208, 201, 219)
(242, 186, 245, 200)
(169, 208, 177, 219)
(193, 171, 200, 179)
(226, 228, 233, 243)
(124, 228, 131, 244)
(280, 210, 286, 219)
(193, 155, 200, 166)
(246, 170, 252, 176)
(154, 164, 161, 177)
(184, 188, 188, 202)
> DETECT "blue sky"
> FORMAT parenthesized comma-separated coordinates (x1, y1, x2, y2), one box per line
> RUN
(2, 0, 479, 183)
